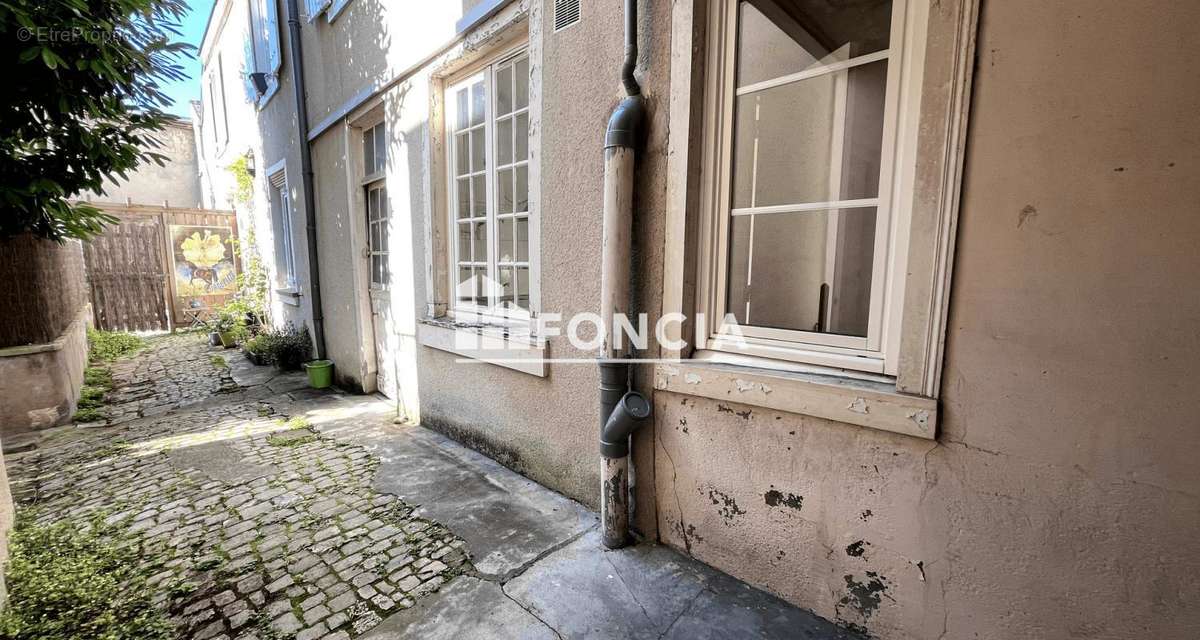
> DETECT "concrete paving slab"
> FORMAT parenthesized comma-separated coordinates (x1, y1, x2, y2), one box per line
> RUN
(361, 576, 557, 640)
(504, 530, 862, 640)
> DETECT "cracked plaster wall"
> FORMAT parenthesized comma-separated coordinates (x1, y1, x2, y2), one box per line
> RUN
(654, 1, 1200, 639)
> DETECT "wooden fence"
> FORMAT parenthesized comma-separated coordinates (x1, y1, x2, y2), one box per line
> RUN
(82, 204, 238, 332)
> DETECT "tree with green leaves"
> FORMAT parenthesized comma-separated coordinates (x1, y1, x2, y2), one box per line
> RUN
(0, 0, 192, 242)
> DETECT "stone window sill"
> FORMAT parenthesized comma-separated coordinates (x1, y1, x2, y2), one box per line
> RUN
(417, 318, 547, 378)
(276, 287, 302, 307)
(653, 361, 937, 440)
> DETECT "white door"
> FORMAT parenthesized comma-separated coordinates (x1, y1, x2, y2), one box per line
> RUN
(365, 179, 395, 398)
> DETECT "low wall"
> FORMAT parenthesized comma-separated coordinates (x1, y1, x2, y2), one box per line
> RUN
(0, 308, 90, 441)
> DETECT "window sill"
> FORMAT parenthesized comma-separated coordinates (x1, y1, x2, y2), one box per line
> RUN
(276, 287, 302, 307)
(417, 318, 547, 378)
(653, 360, 936, 440)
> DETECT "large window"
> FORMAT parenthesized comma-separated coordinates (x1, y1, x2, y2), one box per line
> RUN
(244, 0, 281, 105)
(207, 55, 229, 150)
(362, 122, 389, 289)
(702, 0, 907, 373)
(446, 50, 532, 315)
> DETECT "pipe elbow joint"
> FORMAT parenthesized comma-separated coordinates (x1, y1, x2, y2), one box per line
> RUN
(605, 95, 646, 150)
(601, 391, 652, 459)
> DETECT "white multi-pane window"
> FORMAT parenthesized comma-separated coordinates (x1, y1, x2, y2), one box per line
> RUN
(362, 122, 389, 288)
(702, 0, 907, 374)
(446, 50, 531, 315)
(208, 55, 228, 150)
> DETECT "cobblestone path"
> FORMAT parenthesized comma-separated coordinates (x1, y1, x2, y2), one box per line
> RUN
(6, 334, 470, 639)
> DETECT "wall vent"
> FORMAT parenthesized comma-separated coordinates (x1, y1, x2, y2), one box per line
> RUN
(553, 0, 581, 32)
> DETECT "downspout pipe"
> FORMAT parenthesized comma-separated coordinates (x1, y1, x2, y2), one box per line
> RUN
(599, 0, 649, 550)
(285, 0, 327, 360)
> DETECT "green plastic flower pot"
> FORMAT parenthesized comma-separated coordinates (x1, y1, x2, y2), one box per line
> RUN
(304, 360, 334, 389)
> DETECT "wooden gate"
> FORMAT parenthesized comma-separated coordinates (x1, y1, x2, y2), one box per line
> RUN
(82, 204, 239, 332)
(83, 216, 170, 332)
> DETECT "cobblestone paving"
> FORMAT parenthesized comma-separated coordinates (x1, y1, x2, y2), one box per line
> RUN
(100, 333, 239, 425)
(7, 335, 470, 639)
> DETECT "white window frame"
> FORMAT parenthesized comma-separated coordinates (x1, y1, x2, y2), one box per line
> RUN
(245, 0, 282, 107)
(444, 47, 534, 324)
(362, 121, 389, 290)
(268, 166, 297, 291)
(208, 55, 229, 151)
(696, 0, 915, 376)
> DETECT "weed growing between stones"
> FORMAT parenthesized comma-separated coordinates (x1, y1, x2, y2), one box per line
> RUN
(0, 511, 173, 640)
(87, 329, 146, 362)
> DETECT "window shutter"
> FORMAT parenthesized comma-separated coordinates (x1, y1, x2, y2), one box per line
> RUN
(262, 0, 282, 76)
(305, 0, 330, 23)
(553, 0, 581, 31)
(242, 21, 257, 101)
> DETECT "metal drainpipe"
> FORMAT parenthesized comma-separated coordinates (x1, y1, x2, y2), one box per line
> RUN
(284, 0, 327, 360)
(599, 0, 651, 550)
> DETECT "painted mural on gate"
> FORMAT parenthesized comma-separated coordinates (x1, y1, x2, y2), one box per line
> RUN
(169, 225, 237, 298)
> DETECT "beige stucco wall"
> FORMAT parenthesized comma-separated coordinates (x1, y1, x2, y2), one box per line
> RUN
(654, 1, 1200, 639)
(0, 311, 89, 440)
(84, 121, 202, 208)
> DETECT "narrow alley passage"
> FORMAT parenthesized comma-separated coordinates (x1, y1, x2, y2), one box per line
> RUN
(4, 334, 857, 640)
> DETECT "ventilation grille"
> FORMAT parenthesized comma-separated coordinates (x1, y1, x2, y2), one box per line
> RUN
(553, 0, 581, 32)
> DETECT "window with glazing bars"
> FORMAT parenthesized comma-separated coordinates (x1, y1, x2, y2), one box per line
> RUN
(363, 122, 388, 288)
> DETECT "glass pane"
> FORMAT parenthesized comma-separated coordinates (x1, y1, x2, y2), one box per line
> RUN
(367, 188, 378, 222)
(378, 186, 388, 219)
(515, 165, 528, 213)
(456, 88, 469, 129)
(471, 174, 486, 217)
(726, 208, 876, 337)
(470, 129, 485, 172)
(514, 113, 528, 161)
(363, 128, 375, 173)
(496, 117, 513, 166)
(456, 178, 470, 219)
(381, 258, 389, 285)
(470, 221, 488, 264)
(379, 219, 388, 253)
(731, 60, 887, 208)
(515, 216, 528, 262)
(497, 64, 513, 116)
(374, 124, 386, 172)
(499, 266, 515, 305)
(498, 168, 514, 215)
(456, 266, 474, 301)
(470, 80, 486, 126)
(372, 256, 382, 285)
(735, 0, 892, 88)
(514, 56, 529, 109)
(457, 221, 471, 262)
(370, 220, 381, 254)
(498, 217, 514, 264)
(515, 266, 530, 310)
(455, 133, 469, 177)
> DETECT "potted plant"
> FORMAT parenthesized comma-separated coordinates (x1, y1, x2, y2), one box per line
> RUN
(242, 333, 273, 366)
(214, 312, 240, 349)
(267, 324, 312, 371)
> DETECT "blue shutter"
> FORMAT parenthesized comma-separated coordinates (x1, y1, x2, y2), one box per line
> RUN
(305, 0, 330, 23)
(263, 0, 282, 76)
(242, 15, 257, 101)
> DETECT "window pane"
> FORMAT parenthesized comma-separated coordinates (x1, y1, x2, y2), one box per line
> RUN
(370, 220, 381, 254)
(499, 266, 515, 305)
(470, 221, 487, 263)
(374, 124, 386, 173)
(455, 133, 469, 176)
(456, 266, 474, 301)
(471, 174, 486, 217)
(515, 266, 529, 310)
(363, 128, 375, 173)
(470, 129, 485, 172)
(498, 168, 514, 215)
(457, 221, 471, 262)
(470, 80, 486, 126)
(456, 178, 470, 219)
(726, 208, 876, 337)
(515, 57, 529, 109)
(496, 117, 513, 166)
(498, 217, 514, 264)
(731, 60, 887, 208)
(735, 0, 892, 89)
(456, 88, 469, 129)
(515, 216, 528, 262)
(379, 186, 388, 218)
(515, 164, 528, 213)
(515, 113, 528, 161)
(497, 64, 513, 116)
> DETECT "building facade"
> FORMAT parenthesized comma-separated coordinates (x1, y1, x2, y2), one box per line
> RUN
(196, 1, 1200, 638)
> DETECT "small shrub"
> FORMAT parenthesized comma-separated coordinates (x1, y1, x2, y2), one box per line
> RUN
(86, 329, 145, 362)
(83, 367, 113, 389)
(0, 513, 173, 640)
(263, 324, 311, 371)
(71, 407, 105, 423)
(77, 385, 106, 408)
